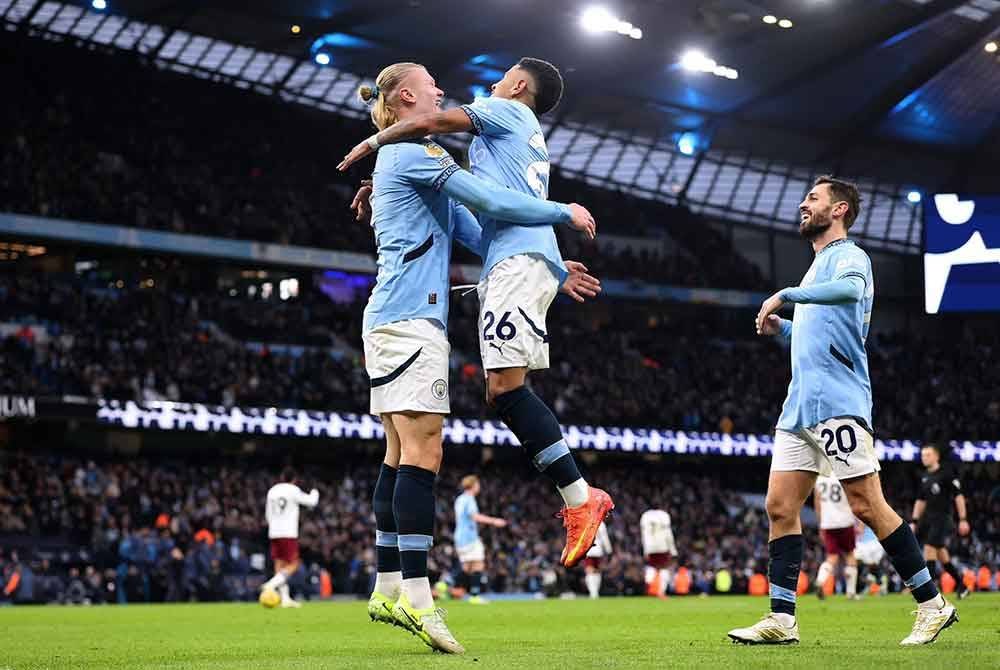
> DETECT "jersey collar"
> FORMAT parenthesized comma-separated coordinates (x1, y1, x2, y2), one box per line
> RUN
(817, 237, 853, 255)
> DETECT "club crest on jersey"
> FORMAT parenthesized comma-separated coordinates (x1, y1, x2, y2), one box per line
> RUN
(432, 379, 448, 400)
(423, 143, 446, 158)
(931, 482, 941, 495)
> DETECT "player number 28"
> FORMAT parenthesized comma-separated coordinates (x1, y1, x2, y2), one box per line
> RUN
(817, 481, 843, 503)
(483, 311, 517, 341)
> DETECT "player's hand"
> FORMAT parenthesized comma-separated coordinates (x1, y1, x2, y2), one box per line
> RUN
(755, 292, 785, 335)
(561, 260, 601, 303)
(351, 179, 373, 223)
(958, 520, 970, 536)
(757, 314, 782, 337)
(493, 518, 508, 528)
(567, 203, 596, 240)
(337, 139, 376, 172)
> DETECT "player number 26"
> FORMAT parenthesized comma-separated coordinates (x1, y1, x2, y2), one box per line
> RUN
(483, 311, 517, 341)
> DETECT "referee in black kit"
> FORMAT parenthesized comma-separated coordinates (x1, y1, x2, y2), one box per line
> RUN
(910, 444, 971, 599)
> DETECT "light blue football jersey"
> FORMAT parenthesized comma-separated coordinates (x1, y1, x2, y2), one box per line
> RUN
(453, 492, 480, 547)
(460, 97, 568, 282)
(777, 239, 875, 432)
(363, 140, 478, 333)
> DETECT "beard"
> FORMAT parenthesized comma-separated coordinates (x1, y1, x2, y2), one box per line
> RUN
(799, 207, 833, 240)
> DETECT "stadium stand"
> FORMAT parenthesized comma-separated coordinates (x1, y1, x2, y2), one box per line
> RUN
(0, 33, 767, 290)
(3, 271, 999, 439)
(1, 449, 996, 603)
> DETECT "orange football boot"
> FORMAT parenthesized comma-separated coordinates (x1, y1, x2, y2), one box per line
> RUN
(558, 487, 614, 568)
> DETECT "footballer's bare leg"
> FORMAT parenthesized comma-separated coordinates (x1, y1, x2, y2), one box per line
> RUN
(842, 473, 957, 645)
(487, 367, 613, 567)
(729, 470, 813, 645)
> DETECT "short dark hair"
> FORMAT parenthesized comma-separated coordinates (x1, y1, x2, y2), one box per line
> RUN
(517, 57, 564, 115)
(922, 443, 942, 457)
(280, 466, 297, 483)
(814, 175, 862, 230)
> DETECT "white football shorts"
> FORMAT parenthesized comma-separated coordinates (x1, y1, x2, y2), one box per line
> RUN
(456, 539, 486, 564)
(477, 253, 560, 372)
(363, 318, 450, 415)
(771, 416, 880, 480)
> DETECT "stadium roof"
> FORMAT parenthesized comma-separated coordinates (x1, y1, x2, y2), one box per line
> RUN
(5, 0, 999, 251)
(43, 0, 999, 160)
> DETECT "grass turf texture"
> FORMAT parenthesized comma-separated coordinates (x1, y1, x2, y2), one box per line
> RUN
(2, 594, 997, 669)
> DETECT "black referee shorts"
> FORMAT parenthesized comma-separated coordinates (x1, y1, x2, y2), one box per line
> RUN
(917, 518, 955, 549)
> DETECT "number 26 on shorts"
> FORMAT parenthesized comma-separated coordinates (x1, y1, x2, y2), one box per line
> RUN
(482, 310, 517, 341)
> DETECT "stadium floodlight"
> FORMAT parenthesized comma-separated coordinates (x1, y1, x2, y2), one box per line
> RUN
(907, 190, 922, 204)
(314, 52, 331, 66)
(581, 6, 643, 39)
(291, 25, 301, 35)
(778, 18, 793, 28)
(680, 49, 712, 72)
(581, 6, 616, 33)
(681, 50, 738, 80)
(677, 132, 698, 156)
(762, 15, 777, 24)
(986, 41, 998, 53)
(91, 0, 107, 10)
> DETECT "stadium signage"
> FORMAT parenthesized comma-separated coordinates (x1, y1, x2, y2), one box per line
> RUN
(0, 395, 36, 420)
(93, 400, 1000, 463)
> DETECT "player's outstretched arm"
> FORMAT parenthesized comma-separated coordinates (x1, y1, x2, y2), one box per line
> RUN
(473, 513, 507, 528)
(338, 109, 474, 171)
(780, 276, 865, 305)
(755, 276, 863, 335)
(441, 169, 596, 238)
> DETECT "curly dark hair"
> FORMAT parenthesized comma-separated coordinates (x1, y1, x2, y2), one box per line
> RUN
(517, 57, 564, 115)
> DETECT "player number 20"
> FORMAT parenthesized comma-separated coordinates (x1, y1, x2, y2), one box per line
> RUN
(483, 311, 517, 341)
(821, 425, 858, 457)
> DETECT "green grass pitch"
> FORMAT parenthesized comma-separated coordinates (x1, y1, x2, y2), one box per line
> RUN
(2, 594, 997, 669)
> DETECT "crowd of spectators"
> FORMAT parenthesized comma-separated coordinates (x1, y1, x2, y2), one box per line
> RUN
(4, 271, 1000, 440)
(0, 33, 768, 291)
(1, 272, 370, 410)
(2, 449, 996, 605)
